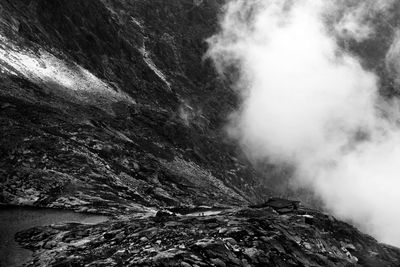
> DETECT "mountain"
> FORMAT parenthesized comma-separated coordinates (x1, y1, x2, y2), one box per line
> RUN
(1, 0, 400, 266)
(0, 0, 268, 213)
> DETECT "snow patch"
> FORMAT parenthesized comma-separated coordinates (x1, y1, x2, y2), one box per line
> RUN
(0, 35, 134, 106)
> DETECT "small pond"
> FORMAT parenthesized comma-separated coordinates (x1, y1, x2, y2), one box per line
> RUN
(0, 206, 108, 267)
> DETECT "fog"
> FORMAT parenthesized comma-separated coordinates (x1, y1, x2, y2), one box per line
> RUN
(208, 0, 400, 246)
(387, 31, 400, 85)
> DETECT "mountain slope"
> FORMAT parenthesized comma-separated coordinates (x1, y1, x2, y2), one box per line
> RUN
(0, 0, 268, 214)
(1, 0, 400, 266)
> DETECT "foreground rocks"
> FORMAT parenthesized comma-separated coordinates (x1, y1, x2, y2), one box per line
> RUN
(15, 206, 400, 266)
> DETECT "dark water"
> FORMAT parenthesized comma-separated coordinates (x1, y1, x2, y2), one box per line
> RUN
(0, 206, 108, 267)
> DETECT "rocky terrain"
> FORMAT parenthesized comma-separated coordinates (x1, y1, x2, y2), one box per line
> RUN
(0, 0, 270, 215)
(1, 0, 400, 266)
(15, 205, 400, 266)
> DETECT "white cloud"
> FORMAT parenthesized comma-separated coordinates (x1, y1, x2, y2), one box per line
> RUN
(386, 31, 400, 85)
(208, 0, 400, 246)
(332, 0, 396, 42)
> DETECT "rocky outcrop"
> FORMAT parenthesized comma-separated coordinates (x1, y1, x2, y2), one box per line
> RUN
(15, 206, 400, 266)
(250, 198, 301, 214)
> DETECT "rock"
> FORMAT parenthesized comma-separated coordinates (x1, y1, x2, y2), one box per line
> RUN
(210, 258, 226, 267)
(241, 259, 252, 267)
(303, 242, 312, 250)
(43, 240, 57, 249)
(343, 242, 357, 251)
(250, 198, 300, 214)
(113, 249, 126, 259)
(115, 232, 125, 241)
(303, 215, 314, 225)
(232, 245, 241, 253)
(132, 162, 140, 170)
(223, 237, 237, 245)
(181, 262, 192, 267)
(104, 232, 117, 240)
(164, 221, 182, 227)
(243, 247, 259, 262)
(218, 228, 228, 234)
(155, 210, 176, 218)
(64, 237, 75, 243)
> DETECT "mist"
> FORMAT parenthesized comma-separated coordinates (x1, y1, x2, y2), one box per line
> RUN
(208, 0, 400, 246)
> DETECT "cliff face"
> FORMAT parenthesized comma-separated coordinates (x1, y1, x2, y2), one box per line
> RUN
(1, 1, 400, 266)
(0, 0, 269, 214)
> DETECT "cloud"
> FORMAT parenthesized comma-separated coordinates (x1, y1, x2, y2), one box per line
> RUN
(386, 31, 400, 85)
(208, 0, 400, 246)
(331, 0, 396, 42)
